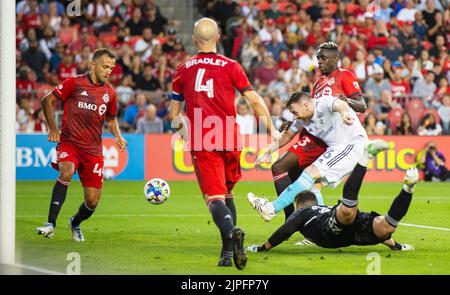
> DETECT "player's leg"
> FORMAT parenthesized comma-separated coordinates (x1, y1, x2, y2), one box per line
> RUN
(68, 155, 104, 242)
(37, 143, 79, 238)
(372, 167, 418, 240)
(271, 151, 299, 220)
(192, 151, 246, 269)
(336, 139, 390, 225)
(224, 151, 241, 225)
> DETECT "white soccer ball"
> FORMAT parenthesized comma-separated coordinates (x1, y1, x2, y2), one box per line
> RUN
(144, 178, 170, 205)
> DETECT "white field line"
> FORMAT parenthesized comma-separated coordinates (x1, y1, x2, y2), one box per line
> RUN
(13, 263, 65, 275)
(16, 214, 450, 232)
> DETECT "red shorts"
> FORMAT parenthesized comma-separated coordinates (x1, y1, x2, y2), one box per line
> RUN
(52, 142, 104, 189)
(287, 130, 328, 169)
(191, 151, 241, 196)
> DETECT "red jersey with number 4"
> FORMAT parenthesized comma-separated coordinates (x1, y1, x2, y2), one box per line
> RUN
(172, 52, 253, 151)
(51, 74, 117, 156)
(312, 68, 362, 99)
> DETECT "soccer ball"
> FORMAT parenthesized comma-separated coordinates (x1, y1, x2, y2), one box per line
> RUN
(144, 178, 170, 205)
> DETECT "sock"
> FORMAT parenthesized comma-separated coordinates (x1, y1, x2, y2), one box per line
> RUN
(341, 164, 367, 208)
(385, 189, 413, 227)
(225, 195, 236, 225)
(359, 146, 371, 167)
(71, 202, 95, 226)
(310, 187, 324, 205)
(273, 172, 295, 220)
(273, 171, 315, 213)
(48, 178, 69, 226)
(209, 199, 234, 254)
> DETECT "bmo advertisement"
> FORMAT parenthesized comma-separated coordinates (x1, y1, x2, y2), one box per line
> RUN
(16, 134, 144, 180)
(17, 134, 450, 182)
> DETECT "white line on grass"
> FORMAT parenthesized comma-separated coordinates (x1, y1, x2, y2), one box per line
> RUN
(13, 263, 65, 275)
(399, 223, 450, 232)
(17, 214, 450, 232)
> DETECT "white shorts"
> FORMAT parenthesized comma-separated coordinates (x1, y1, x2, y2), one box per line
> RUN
(313, 139, 366, 188)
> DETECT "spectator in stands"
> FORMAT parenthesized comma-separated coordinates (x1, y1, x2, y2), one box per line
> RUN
(435, 77, 450, 98)
(364, 112, 386, 135)
(277, 50, 291, 71)
(58, 15, 78, 46)
(16, 66, 35, 100)
(418, 113, 443, 135)
(266, 31, 288, 61)
(123, 93, 147, 132)
(376, 90, 400, 134)
(422, 141, 450, 182)
(267, 69, 289, 102)
(236, 99, 256, 135)
(116, 74, 134, 108)
(284, 59, 302, 86)
(391, 68, 411, 97)
(85, 0, 114, 33)
(147, 7, 167, 36)
(413, 70, 437, 100)
(241, 35, 261, 71)
(113, 0, 134, 27)
(374, 0, 393, 23)
(255, 52, 278, 87)
(135, 63, 161, 91)
(403, 35, 424, 58)
(429, 94, 450, 134)
(258, 18, 283, 44)
(70, 27, 95, 52)
(364, 65, 392, 101)
(22, 39, 48, 83)
(39, 25, 58, 61)
(136, 104, 164, 134)
(397, 0, 418, 22)
(383, 35, 402, 63)
(49, 42, 64, 72)
(299, 46, 318, 73)
(271, 101, 283, 131)
(52, 49, 77, 85)
(397, 112, 415, 135)
(126, 7, 149, 36)
(134, 27, 160, 62)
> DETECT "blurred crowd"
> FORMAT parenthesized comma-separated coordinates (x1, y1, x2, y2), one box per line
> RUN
(16, 0, 450, 136)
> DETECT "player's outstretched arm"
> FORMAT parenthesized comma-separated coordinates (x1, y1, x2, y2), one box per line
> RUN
(332, 98, 355, 125)
(339, 94, 367, 113)
(243, 90, 280, 140)
(41, 92, 60, 142)
(106, 117, 127, 152)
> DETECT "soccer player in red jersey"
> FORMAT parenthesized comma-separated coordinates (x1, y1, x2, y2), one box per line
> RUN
(169, 18, 279, 269)
(36, 48, 128, 242)
(262, 42, 367, 220)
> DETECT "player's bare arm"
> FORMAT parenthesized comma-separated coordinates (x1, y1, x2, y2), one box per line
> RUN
(243, 90, 280, 140)
(106, 116, 127, 152)
(41, 92, 60, 142)
(339, 93, 367, 113)
(332, 98, 355, 125)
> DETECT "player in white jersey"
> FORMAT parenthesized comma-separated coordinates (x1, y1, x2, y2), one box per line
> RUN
(248, 92, 388, 221)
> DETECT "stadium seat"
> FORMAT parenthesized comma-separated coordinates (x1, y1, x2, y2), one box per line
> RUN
(388, 107, 404, 134)
(407, 98, 425, 129)
(127, 36, 141, 49)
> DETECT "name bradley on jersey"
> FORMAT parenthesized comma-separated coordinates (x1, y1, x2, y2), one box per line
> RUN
(185, 57, 228, 69)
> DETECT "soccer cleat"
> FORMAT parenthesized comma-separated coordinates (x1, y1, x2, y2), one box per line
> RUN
(36, 223, 55, 239)
(217, 257, 232, 267)
(367, 139, 390, 158)
(231, 227, 247, 270)
(398, 243, 415, 251)
(295, 239, 315, 246)
(69, 216, 84, 242)
(247, 192, 276, 222)
(403, 167, 419, 188)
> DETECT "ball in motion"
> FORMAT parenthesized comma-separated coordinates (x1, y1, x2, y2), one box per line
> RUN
(144, 178, 170, 205)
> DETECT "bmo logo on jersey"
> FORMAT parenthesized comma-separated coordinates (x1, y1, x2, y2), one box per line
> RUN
(77, 101, 107, 115)
(102, 138, 128, 179)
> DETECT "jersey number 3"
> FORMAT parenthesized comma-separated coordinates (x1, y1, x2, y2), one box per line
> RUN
(195, 68, 214, 98)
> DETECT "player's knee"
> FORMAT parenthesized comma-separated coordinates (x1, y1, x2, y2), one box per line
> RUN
(85, 198, 99, 209)
(59, 168, 74, 182)
(271, 159, 287, 175)
(337, 204, 357, 225)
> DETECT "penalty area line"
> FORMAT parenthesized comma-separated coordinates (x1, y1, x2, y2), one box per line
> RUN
(399, 223, 450, 232)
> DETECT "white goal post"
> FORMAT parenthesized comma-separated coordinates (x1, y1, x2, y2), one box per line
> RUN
(0, 0, 17, 264)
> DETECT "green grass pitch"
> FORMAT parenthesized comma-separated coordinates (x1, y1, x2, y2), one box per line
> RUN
(16, 180, 450, 274)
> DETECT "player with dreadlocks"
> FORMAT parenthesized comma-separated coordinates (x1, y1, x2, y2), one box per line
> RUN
(256, 42, 368, 222)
